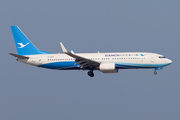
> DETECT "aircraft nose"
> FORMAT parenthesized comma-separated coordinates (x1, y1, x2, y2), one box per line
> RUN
(166, 59, 172, 64)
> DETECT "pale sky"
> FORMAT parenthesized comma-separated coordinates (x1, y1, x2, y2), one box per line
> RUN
(1, 0, 180, 120)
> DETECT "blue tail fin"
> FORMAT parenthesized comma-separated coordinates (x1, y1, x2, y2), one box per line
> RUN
(11, 26, 52, 55)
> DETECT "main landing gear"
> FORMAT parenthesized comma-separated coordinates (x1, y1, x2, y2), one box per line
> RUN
(88, 70, 94, 77)
(154, 70, 157, 75)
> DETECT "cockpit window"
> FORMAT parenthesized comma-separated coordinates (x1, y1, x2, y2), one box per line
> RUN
(159, 56, 166, 58)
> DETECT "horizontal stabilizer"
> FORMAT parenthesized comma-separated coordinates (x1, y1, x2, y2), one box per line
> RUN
(9, 53, 29, 59)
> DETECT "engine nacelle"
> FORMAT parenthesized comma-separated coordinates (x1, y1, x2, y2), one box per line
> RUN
(99, 63, 118, 73)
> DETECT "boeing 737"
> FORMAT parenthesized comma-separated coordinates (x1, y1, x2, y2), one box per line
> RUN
(9, 26, 172, 77)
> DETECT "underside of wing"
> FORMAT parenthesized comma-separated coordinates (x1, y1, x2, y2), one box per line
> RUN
(60, 42, 100, 69)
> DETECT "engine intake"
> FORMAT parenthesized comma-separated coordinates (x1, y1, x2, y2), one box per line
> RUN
(99, 63, 118, 73)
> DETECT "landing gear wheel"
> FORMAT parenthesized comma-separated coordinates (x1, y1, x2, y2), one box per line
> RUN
(88, 70, 94, 77)
(154, 71, 157, 75)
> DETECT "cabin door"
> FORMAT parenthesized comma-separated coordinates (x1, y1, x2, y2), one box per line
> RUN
(39, 58, 42, 65)
(151, 57, 154, 63)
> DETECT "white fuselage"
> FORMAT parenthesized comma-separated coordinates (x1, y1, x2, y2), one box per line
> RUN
(17, 52, 172, 71)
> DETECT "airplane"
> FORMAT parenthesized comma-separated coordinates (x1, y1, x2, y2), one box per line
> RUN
(9, 26, 172, 77)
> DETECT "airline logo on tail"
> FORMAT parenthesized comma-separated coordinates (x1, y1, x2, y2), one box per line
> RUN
(17, 42, 29, 48)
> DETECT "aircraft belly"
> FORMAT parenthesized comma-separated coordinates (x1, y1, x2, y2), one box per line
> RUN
(115, 62, 170, 69)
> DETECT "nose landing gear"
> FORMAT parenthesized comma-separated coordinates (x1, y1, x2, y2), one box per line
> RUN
(88, 70, 94, 77)
(154, 70, 157, 75)
(154, 67, 163, 75)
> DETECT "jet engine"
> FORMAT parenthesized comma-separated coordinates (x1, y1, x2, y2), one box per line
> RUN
(99, 63, 118, 73)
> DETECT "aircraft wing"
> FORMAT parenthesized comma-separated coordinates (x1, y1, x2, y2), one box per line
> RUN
(9, 53, 29, 59)
(60, 42, 100, 69)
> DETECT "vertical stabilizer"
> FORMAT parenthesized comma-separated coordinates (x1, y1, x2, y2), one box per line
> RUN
(11, 26, 51, 55)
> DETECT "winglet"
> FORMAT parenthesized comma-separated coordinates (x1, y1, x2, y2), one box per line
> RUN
(60, 42, 68, 53)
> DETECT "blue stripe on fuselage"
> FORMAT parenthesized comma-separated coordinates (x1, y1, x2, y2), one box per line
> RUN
(115, 62, 171, 69)
(38, 61, 80, 69)
(38, 61, 171, 70)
